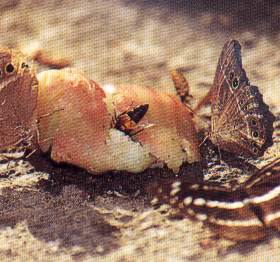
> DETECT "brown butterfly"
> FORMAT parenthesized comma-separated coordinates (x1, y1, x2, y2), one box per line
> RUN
(114, 104, 149, 136)
(202, 40, 275, 157)
(151, 158, 280, 241)
(0, 47, 38, 150)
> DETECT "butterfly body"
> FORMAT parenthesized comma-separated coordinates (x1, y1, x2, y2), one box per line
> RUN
(209, 40, 275, 157)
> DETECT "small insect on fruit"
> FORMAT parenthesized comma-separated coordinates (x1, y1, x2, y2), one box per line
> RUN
(114, 104, 150, 136)
(170, 69, 192, 104)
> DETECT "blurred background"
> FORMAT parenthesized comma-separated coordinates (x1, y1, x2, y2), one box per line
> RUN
(1, 0, 279, 107)
(0, 1, 280, 261)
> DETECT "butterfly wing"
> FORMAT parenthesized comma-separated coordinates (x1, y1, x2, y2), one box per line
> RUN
(151, 178, 266, 241)
(244, 158, 280, 233)
(0, 48, 38, 148)
(244, 158, 280, 188)
(210, 40, 275, 157)
(151, 158, 280, 240)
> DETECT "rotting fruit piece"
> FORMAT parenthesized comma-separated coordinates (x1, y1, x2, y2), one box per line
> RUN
(36, 68, 201, 174)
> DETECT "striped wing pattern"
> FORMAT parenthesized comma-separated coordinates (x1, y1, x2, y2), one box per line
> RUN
(152, 158, 280, 241)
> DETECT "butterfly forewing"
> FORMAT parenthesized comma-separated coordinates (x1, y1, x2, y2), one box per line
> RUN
(210, 40, 275, 157)
(0, 48, 38, 149)
(211, 40, 247, 117)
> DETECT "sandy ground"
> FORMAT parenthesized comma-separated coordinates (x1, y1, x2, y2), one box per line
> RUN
(0, 0, 280, 261)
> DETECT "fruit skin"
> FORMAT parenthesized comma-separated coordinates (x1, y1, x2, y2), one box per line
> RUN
(37, 68, 200, 174)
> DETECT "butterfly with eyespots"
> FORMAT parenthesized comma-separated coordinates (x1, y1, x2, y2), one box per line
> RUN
(0, 47, 38, 151)
(203, 40, 275, 158)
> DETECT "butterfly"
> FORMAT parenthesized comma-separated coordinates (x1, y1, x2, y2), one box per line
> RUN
(0, 47, 38, 151)
(200, 40, 275, 158)
(151, 158, 280, 241)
